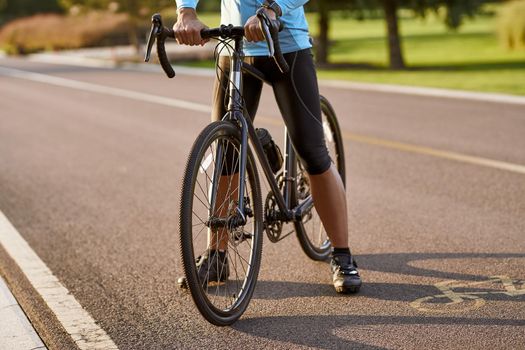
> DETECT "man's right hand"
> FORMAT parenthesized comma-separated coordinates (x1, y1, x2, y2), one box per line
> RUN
(173, 8, 208, 46)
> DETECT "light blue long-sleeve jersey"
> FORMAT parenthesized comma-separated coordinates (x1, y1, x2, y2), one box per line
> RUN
(175, 0, 312, 56)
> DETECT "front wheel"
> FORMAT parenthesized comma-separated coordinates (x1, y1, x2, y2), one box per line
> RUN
(294, 96, 346, 261)
(179, 121, 263, 326)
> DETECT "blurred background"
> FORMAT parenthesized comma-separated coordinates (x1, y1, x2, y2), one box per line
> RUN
(0, 0, 524, 94)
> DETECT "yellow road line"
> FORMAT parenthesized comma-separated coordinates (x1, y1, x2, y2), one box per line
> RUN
(257, 117, 525, 176)
(342, 132, 525, 175)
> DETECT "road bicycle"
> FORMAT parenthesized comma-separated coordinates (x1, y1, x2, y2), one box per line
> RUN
(145, 12, 345, 326)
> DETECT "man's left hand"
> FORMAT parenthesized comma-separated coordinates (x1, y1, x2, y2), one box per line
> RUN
(244, 8, 277, 42)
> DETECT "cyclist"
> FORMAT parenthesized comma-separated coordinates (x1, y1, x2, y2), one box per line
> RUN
(174, 0, 361, 294)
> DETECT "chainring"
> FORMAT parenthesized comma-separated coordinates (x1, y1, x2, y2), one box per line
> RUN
(264, 191, 282, 243)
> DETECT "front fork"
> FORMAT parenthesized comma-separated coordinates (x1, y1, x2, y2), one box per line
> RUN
(209, 43, 249, 229)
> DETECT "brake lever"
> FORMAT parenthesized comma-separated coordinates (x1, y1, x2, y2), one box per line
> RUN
(256, 8, 289, 74)
(145, 14, 162, 62)
(257, 11, 275, 56)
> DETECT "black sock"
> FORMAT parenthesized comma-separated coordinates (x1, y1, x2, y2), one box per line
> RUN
(332, 247, 351, 256)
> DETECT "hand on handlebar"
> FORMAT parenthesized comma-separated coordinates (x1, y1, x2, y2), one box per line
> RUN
(173, 8, 209, 46)
(146, 10, 289, 78)
(245, 8, 276, 42)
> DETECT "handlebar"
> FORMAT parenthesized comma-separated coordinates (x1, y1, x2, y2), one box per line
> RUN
(144, 13, 289, 78)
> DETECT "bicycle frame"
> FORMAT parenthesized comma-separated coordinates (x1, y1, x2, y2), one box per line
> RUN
(209, 37, 313, 227)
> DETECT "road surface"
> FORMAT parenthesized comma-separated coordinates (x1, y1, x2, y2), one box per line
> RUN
(1, 57, 524, 349)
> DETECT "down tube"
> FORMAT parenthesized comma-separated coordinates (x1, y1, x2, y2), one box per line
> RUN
(246, 120, 289, 215)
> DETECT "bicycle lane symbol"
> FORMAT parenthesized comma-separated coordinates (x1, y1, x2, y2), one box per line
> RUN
(410, 275, 525, 313)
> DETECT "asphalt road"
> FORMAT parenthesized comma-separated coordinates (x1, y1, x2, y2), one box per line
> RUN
(1, 57, 524, 349)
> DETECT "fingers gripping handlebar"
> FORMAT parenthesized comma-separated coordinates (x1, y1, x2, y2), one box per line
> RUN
(144, 13, 289, 78)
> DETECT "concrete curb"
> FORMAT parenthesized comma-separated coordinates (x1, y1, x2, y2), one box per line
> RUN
(0, 276, 47, 350)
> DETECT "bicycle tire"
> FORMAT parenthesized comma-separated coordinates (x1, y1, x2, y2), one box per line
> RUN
(179, 121, 263, 326)
(294, 96, 346, 261)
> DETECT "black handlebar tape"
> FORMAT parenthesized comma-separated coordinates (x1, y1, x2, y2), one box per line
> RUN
(269, 20, 289, 74)
(157, 27, 176, 78)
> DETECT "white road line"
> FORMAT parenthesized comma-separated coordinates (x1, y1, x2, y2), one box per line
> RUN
(0, 211, 118, 350)
(319, 80, 525, 106)
(25, 54, 525, 106)
(0, 66, 209, 113)
(1, 65, 524, 175)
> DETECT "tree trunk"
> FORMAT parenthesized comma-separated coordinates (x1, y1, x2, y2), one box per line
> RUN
(127, 17, 141, 56)
(316, 0, 329, 65)
(126, 0, 141, 57)
(383, 0, 405, 70)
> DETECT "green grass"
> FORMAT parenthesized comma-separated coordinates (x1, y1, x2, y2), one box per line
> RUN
(308, 12, 525, 95)
(177, 10, 525, 95)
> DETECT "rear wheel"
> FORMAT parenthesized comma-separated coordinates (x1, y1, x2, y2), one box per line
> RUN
(294, 96, 346, 261)
(179, 121, 263, 326)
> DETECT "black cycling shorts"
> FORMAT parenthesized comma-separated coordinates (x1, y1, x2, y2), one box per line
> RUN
(212, 48, 332, 175)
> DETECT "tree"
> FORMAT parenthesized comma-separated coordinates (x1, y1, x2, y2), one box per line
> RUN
(309, 0, 353, 65)
(379, 0, 488, 69)
(309, 0, 488, 69)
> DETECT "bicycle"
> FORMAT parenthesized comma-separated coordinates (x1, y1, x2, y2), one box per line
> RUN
(145, 12, 345, 326)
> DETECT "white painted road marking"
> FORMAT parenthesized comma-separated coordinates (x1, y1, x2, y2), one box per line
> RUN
(0, 66, 209, 113)
(320, 80, 525, 106)
(26, 53, 525, 106)
(0, 211, 118, 350)
(410, 275, 525, 313)
(1, 65, 524, 175)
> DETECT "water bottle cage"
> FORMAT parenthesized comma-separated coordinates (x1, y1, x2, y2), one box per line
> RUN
(256, 128, 283, 174)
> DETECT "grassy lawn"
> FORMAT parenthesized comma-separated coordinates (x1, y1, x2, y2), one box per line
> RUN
(175, 10, 525, 95)
(308, 12, 525, 95)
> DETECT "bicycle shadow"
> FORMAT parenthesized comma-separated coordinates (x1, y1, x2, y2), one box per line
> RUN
(253, 252, 525, 301)
(233, 314, 525, 350)
(358, 252, 525, 282)
(253, 280, 438, 302)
